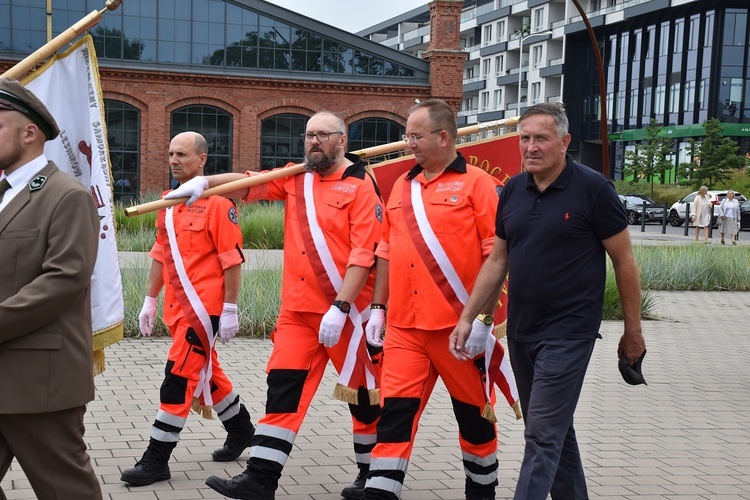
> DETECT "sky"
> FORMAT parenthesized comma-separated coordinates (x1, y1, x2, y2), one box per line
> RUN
(263, 0, 428, 34)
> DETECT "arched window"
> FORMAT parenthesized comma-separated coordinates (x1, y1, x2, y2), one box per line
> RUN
(261, 113, 307, 170)
(171, 105, 233, 176)
(104, 100, 140, 203)
(348, 118, 404, 161)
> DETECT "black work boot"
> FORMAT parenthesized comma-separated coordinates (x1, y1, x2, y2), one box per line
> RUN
(205, 470, 275, 500)
(341, 465, 368, 499)
(212, 403, 255, 462)
(121, 438, 176, 486)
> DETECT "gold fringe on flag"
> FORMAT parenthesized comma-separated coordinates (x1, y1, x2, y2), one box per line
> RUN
(92, 321, 124, 376)
(191, 398, 214, 419)
(368, 388, 381, 406)
(481, 402, 498, 423)
(332, 383, 359, 404)
(511, 401, 523, 421)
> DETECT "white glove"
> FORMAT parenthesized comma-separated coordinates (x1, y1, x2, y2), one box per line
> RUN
(138, 296, 157, 337)
(365, 308, 385, 347)
(465, 318, 492, 358)
(163, 176, 208, 206)
(219, 303, 239, 344)
(319, 306, 348, 348)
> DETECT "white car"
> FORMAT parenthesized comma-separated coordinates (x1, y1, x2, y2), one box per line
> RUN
(668, 190, 746, 227)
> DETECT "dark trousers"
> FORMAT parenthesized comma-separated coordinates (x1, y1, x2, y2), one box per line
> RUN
(0, 406, 102, 500)
(508, 337, 596, 500)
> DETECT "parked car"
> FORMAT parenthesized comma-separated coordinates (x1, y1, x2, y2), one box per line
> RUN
(667, 190, 747, 227)
(740, 199, 750, 230)
(619, 194, 665, 225)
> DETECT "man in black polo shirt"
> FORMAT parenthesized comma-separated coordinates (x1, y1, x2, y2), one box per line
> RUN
(449, 103, 646, 500)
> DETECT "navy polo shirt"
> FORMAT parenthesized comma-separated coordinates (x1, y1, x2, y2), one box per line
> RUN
(496, 156, 627, 342)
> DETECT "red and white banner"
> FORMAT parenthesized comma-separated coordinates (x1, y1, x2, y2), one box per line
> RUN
(23, 35, 124, 374)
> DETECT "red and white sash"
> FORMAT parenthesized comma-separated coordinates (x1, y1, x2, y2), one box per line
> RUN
(296, 173, 378, 403)
(160, 206, 216, 412)
(402, 178, 520, 421)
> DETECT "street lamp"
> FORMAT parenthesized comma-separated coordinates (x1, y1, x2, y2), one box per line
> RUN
(518, 30, 553, 116)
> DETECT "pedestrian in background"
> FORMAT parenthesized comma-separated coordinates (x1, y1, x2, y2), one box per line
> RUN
(691, 185, 711, 243)
(0, 78, 103, 499)
(121, 131, 254, 487)
(450, 102, 646, 500)
(718, 190, 740, 245)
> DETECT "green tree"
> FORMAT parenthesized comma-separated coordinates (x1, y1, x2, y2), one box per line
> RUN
(692, 118, 744, 188)
(677, 138, 699, 184)
(623, 119, 674, 197)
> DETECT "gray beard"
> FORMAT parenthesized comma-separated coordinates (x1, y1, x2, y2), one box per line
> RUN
(304, 150, 337, 173)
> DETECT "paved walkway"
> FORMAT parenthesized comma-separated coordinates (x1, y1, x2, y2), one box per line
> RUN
(4, 233, 750, 499)
(3, 290, 748, 499)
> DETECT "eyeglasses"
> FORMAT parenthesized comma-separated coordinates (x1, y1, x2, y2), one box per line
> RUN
(301, 131, 344, 142)
(402, 129, 442, 144)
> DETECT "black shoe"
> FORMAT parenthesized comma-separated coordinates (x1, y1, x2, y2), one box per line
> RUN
(120, 459, 170, 486)
(341, 469, 367, 499)
(212, 404, 255, 462)
(205, 471, 275, 500)
(121, 438, 175, 486)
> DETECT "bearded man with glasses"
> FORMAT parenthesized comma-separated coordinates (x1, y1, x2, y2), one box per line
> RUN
(166, 111, 384, 500)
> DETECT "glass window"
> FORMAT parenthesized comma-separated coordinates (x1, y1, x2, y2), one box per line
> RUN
(483, 25, 492, 46)
(497, 21, 505, 42)
(495, 55, 504, 76)
(105, 100, 140, 203)
(532, 45, 542, 68)
(481, 91, 490, 111)
(171, 106, 233, 176)
(483, 59, 490, 78)
(494, 89, 503, 109)
(62, 0, 415, 79)
(531, 83, 541, 104)
(348, 118, 404, 160)
(534, 8, 544, 31)
(260, 113, 307, 170)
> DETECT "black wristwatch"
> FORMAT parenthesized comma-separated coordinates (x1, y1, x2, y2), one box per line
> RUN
(477, 313, 494, 326)
(333, 300, 351, 315)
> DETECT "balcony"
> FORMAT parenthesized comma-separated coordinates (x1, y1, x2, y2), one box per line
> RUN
(458, 107, 479, 117)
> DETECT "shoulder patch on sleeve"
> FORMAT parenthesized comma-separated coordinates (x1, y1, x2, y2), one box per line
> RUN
(495, 185, 503, 197)
(228, 206, 239, 224)
(375, 203, 383, 223)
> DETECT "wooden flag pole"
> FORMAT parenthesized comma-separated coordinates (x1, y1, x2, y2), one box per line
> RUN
(125, 116, 519, 217)
(1, 0, 123, 80)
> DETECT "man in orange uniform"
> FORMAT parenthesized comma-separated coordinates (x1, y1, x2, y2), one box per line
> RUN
(165, 111, 383, 500)
(362, 99, 503, 500)
(121, 132, 254, 486)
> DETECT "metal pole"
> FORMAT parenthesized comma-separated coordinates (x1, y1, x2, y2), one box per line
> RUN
(571, 0, 609, 178)
(518, 36, 525, 116)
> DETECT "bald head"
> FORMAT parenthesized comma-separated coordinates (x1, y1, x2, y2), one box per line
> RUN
(169, 131, 208, 183)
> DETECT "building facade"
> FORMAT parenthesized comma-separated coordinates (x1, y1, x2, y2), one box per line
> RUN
(360, 0, 750, 177)
(0, 0, 449, 199)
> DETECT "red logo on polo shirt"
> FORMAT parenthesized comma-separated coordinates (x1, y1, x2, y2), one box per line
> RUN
(564, 212, 570, 220)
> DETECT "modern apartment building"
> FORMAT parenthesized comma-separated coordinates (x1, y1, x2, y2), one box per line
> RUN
(359, 0, 750, 177)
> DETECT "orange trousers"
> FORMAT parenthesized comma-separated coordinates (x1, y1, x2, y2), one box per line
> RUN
(364, 324, 498, 499)
(245, 308, 381, 490)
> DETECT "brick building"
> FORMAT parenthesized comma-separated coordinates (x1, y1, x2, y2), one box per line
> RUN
(0, 0, 465, 200)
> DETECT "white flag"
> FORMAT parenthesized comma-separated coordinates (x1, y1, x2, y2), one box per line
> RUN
(23, 34, 124, 375)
